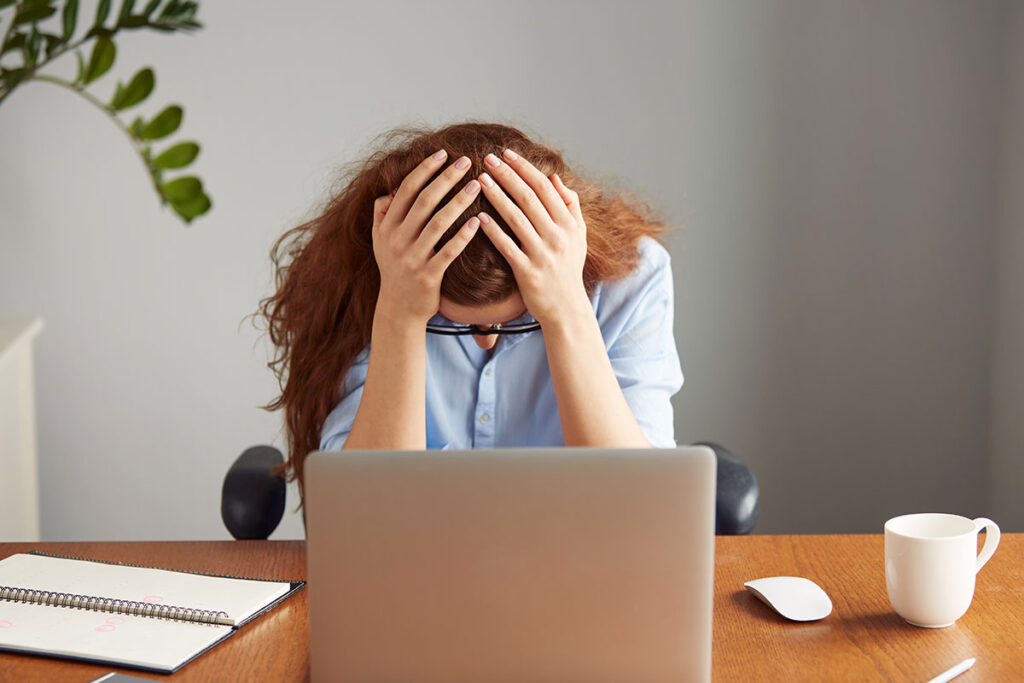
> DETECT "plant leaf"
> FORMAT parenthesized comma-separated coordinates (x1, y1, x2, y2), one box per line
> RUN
(42, 31, 62, 57)
(0, 0, 19, 9)
(109, 66, 153, 110)
(142, 0, 160, 16)
(139, 104, 182, 139)
(157, 0, 179, 19)
(82, 35, 115, 84)
(94, 0, 111, 28)
(74, 48, 85, 82)
(0, 67, 28, 90)
(62, 0, 79, 41)
(152, 0, 200, 31)
(161, 175, 201, 202)
(14, 3, 57, 24)
(153, 141, 198, 169)
(170, 191, 211, 223)
(2, 32, 26, 56)
(24, 27, 41, 66)
(116, 0, 135, 24)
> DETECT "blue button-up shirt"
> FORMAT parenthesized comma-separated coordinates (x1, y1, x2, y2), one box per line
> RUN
(319, 237, 683, 450)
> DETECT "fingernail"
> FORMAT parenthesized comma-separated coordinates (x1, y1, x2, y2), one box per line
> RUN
(433, 149, 447, 160)
(479, 172, 495, 188)
(478, 212, 491, 225)
(455, 156, 471, 170)
(485, 153, 501, 169)
(503, 148, 518, 161)
(468, 217, 480, 229)
(464, 179, 480, 194)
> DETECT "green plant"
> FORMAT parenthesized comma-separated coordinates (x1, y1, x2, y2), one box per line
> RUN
(0, 0, 211, 224)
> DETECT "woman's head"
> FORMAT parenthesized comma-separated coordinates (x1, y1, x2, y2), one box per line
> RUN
(259, 121, 670, 495)
(374, 123, 555, 307)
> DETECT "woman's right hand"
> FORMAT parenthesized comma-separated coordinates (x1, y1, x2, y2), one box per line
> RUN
(372, 150, 481, 326)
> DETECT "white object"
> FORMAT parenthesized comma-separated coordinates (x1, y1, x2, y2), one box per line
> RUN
(305, 446, 717, 683)
(924, 657, 976, 683)
(885, 513, 1000, 628)
(0, 552, 296, 673)
(743, 576, 833, 621)
(0, 317, 44, 541)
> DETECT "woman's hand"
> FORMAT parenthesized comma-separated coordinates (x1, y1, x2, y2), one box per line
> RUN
(475, 150, 650, 447)
(372, 150, 482, 326)
(474, 149, 590, 327)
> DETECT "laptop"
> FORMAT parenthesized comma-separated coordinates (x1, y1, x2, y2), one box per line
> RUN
(305, 446, 716, 683)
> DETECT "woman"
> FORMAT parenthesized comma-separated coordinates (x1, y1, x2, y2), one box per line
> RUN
(260, 122, 683, 494)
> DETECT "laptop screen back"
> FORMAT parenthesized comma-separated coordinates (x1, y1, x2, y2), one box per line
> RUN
(305, 446, 716, 683)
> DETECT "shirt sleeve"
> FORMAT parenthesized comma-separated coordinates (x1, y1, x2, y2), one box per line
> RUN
(600, 239, 684, 448)
(318, 347, 370, 452)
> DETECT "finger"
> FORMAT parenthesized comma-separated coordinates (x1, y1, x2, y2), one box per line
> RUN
(500, 148, 575, 226)
(414, 177, 481, 259)
(400, 155, 473, 242)
(478, 171, 543, 254)
(427, 216, 480, 277)
(372, 194, 394, 231)
(387, 149, 450, 226)
(482, 152, 558, 239)
(551, 173, 584, 224)
(476, 211, 527, 270)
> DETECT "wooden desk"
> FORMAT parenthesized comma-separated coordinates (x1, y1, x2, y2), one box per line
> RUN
(0, 541, 307, 683)
(715, 534, 1022, 681)
(0, 535, 1020, 681)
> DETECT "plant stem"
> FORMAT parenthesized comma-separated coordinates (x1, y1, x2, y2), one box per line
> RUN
(0, 33, 93, 108)
(0, 2, 22, 61)
(27, 73, 165, 205)
(32, 34, 90, 73)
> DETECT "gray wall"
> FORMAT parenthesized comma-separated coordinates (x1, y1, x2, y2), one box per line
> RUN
(990, 2, 1024, 528)
(672, 0, 1007, 532)
(0, 0, 1018, 540)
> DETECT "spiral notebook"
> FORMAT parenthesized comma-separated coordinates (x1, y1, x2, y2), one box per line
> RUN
(0, 552, 304, 674)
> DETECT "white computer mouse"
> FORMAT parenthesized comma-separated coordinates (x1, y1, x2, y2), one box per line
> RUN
(743, 576, 833, 621)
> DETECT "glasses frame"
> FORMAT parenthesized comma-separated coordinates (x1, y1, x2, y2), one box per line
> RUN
(425, 320, 542, 336)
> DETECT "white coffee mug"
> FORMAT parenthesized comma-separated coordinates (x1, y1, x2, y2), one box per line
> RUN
(884, 513, 1000, 628)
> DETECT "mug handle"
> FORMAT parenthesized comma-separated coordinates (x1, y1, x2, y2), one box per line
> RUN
(973, 517, 1000, 573)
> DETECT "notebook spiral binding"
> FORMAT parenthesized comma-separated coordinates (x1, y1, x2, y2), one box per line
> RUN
(0, 585, 231, 626)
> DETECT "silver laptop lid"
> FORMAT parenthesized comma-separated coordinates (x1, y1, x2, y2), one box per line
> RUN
(306, 446, 716, 683)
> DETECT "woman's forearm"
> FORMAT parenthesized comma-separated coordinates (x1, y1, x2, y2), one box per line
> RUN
(342, 304, 427, 450)
(543, 296, 651, 448)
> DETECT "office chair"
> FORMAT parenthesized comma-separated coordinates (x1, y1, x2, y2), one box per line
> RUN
(222, 442, 759, 539)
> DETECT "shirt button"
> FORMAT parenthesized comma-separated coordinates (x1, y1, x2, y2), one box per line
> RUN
(480, 413, 491, 424)
(484, 367, 493, 377)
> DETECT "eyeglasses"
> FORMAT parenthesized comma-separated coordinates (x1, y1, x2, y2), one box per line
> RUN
(425, 313, 541, 336)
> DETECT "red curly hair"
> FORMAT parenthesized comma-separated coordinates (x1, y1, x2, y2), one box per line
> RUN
(258, 121, 671, 498)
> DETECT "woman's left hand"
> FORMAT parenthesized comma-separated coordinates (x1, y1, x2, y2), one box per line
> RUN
(475, 149, 590, 327)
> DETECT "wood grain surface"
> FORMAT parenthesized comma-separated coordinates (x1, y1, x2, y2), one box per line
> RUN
(0, 541, 308, 683)
(1, 535, 1020, 681)
(714, 534, 1023, 682)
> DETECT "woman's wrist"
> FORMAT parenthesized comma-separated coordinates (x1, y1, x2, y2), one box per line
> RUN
(535, 288, 595, 335)
(373, 296, 430, 335)
(348, 296, 429, 452)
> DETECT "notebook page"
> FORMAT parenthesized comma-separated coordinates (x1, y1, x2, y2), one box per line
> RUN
(0, 553, 290, 624)
(0, 600, 230, 671)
